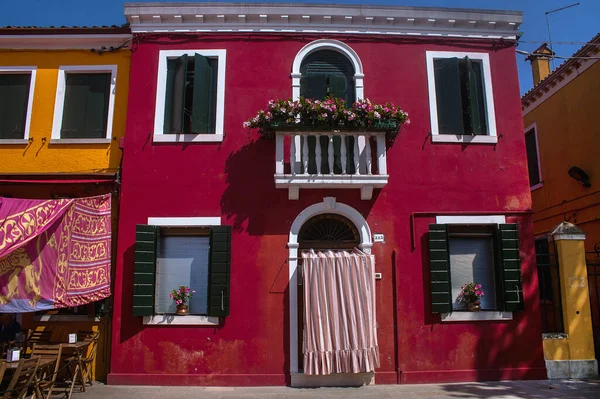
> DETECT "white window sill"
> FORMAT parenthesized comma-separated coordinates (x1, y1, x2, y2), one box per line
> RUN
(0, 139, 29, 145)
(431, 134, 498, 144)
(441, 311, 513, 322)
(142, 315, 219, 326)
(50, 139, 111, 144)
(153, 133, 224, 143)
(34, 315, 100, 322)
(531, 182, 544, 191)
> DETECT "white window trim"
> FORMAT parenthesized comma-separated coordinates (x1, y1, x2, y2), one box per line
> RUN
(426, 51, 498, 144)
(0, 66, 37, 143)
(143, 215, 221, 326)
(153, 49, 226, 143)
(50, 65, 117, 141)
(525, 122, 543, 191)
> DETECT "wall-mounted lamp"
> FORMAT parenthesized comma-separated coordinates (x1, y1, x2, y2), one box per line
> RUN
(568, 166, 591, 188)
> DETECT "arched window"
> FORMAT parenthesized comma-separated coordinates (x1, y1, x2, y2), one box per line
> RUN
(300, 50, 355, 104)
(298, 213, 360, 250)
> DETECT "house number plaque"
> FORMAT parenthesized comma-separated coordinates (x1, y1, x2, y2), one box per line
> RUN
(373, 234, 385, 243)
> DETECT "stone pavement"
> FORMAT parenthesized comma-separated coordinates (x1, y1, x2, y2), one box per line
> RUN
(70, 380, 600, 399)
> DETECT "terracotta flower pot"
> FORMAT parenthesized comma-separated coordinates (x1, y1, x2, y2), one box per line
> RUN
(468, 301, 481, 312)
(176, 304, 189, 315)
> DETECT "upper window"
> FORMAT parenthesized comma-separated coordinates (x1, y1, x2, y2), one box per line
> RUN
(153, 50, 226, 143)
(0, 68, 36, 141)
(300, 50, 355, 104)
(525, 125, 542, 189)
(426, 51, 497, 144)
(51, 66, 117, 141)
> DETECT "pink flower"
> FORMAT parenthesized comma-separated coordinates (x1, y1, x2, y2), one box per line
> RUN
(321, 113, 327, 118)
(242, 121, 251, 128)
(176, 300, 182, 305)
(185, 287, 190, 293)
(192, 290, 196, 294)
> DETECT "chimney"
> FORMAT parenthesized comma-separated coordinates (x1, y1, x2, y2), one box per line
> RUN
(526, 43, 555, 85)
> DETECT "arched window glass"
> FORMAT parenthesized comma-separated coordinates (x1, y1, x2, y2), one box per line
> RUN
(300, 50, 355, 104)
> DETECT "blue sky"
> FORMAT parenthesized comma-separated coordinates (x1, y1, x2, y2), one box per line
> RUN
(1, 0, 598, 94)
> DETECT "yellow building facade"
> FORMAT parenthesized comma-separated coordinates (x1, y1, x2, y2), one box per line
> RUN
(522, 34, 600, 379)
(0, 27, 131, 381)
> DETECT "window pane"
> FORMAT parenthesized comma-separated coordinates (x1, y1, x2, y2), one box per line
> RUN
(433, 58, 464, 135)
(449, 237, 497, 310)
(300, 49, 355, 104)
(525, 130, 541, 186)
(155, 236, 210, 315)
(61, 73, 110, 139)
(0, 74, 31, 139)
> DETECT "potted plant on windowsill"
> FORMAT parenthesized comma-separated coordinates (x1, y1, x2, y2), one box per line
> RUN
(458, 282, 484, 311)
(170, 286, 196, 315)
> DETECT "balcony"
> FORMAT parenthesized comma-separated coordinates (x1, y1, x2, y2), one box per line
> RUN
(274, 131, 388, 200)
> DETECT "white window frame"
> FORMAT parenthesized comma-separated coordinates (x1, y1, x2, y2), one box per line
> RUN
(51, 65, 117, 143)
(426, 51, 498, 144)
(142, 216, 221, 326)
(153, 49, 226, 143)
(435, 215, 513, 322)
(0, 66, 37, 144)
(524, 122, 543, 191)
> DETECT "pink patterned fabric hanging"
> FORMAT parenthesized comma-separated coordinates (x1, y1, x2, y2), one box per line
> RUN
(302, 249, 380, 375)
(0, 194, 112, 313)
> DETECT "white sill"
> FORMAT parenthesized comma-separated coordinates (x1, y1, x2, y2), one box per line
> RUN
(0, 139, 29, 145)
(142, 315, 219, 326)
(50, 139, 111, 144)
(441, 311, 513, 322)
(153, 133, 224, 143)
(530, 182, 544, 191)
(431, 134, 498, 144)
(33, 315, 100, 322)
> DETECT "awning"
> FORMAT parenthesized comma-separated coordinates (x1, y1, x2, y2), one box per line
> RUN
(0, 194, 111, 313)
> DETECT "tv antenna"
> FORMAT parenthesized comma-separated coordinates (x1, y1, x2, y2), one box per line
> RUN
(545, 2, 580, 69)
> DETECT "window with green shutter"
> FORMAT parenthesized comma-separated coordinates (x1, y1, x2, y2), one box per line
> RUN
(164, 54, 218, 135)
(300, 50, 355, 104)
(0, 73, 32, 140)
(60, 73, 111, 139)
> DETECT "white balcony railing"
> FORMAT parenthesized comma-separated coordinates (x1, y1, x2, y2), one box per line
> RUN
(274, 131, 389, 200)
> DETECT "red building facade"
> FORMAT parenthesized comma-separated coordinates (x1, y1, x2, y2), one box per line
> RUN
(109, 3, 546, 386)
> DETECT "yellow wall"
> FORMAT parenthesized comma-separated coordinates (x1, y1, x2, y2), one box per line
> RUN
(0, 49, 130, 174)
(524, 61, 600, 253)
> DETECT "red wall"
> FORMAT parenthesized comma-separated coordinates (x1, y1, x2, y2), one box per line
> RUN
(109, 33, 546, 386)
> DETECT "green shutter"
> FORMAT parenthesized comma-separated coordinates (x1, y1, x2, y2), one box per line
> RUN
(163, 54, 188, 134)
(133, 224, 158, 317)
(208, 225, 231, 317)
(429, 224, 452, 313)
(327, 75, 347, 100)
(61, 73, 110, 139)
(83, 73, 111, 138)
(300, 75, 328, 100)
(434, 58, 464, 135)
(0, 74, 31, 140)
(465, 57, 487, 135)
(497, 224, 524, 312)
(191, 53, 214, 134)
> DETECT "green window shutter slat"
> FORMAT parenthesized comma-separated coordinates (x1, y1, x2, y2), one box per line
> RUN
(327, 75, 347, 101)
(208, 225, 231, 317)
(61, 73, 110, 139)
(300, 75, 328, 101)
(497, 223, 524, 312)
(525, 130, 541, 186)
(465, 57, 487, 135)
(0, 74, 31, 140)
(133, 224, 158, 317)
(191, 53, 215, 134)
(429, 224, 452, 313)
(163, 54, 188, 134)
(434, 58, 465, 135)
(82, 73, 111, 138)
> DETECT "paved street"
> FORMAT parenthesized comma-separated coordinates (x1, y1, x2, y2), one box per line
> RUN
(71, 380, 600, 399)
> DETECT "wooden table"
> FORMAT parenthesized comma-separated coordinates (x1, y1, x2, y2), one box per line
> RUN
(5, 357, 55, 370)
(53, 342, 91, 398)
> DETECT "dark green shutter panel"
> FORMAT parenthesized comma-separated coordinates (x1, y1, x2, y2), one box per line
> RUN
(191, 53, 214, 134)
(163, 54, 188, 134)
(327, 75, 347, 100)
(208, 225, 231, 317)
(434, 58, 464, 135)
(429, 224, 452, 313)
(0, 74, 31, 140)
(498, 224, 524, 312)
(83, 73, 111, 138)
(61, 73, 110, 139)
(465, 57, 487, 135)
(133, 224, 158, 317)
(300, 75, 328, 101)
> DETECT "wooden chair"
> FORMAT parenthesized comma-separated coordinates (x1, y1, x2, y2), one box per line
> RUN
(66, 330, 99, 391)
(2, 357, 41, 399)
(0, 361, 6, 384)
(30, 344, 62, 399)
(24, 330, 51, 356)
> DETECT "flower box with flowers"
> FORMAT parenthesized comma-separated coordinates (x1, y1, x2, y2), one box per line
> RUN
(458, 282, 485, 311)
(170, 285, 196, 315)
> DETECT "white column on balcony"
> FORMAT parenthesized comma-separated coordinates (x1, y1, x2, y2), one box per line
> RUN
(340, 134, 347, 174)
(302, 134, 309, 175)
(353, 135, 360, 175)
(327, 135, 334, 175)
(315, 134, 322, 175)
(364, 134, 372, 175)
(376, 133, 387, 175)
(289, 134, 296, 175)
(275, 132, 284, 175)
(357, 135, 366, 174)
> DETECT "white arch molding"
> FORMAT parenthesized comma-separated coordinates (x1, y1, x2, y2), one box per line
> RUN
(290, 39, 365, 101)
(287, 197, 372, 375)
